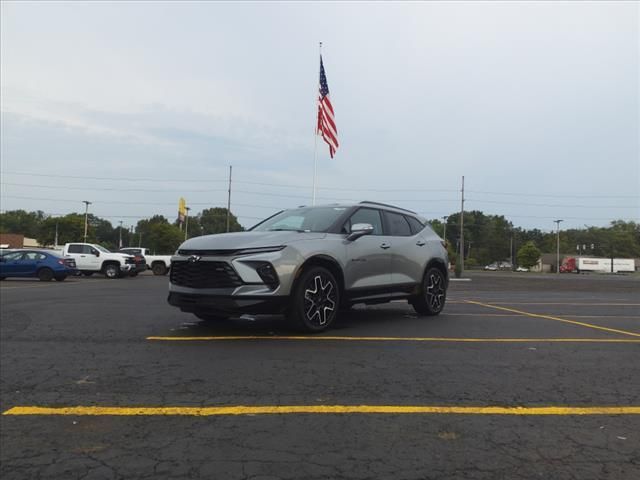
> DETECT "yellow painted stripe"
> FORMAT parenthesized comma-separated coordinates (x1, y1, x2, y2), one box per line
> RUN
(465, 301, 640, 338)
(482, 302, 640, 306)
(146, 335, 640, 343)
(445, 313, 640, 319)
(4, 405, 640, 416)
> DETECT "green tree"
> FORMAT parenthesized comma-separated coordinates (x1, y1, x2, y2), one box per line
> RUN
(135, 216, 183, 254)
(0, 210, 46, 237)
(517, 241, 541, 268)
(197, 208, 243, 235)
(37, 214, 87, 246)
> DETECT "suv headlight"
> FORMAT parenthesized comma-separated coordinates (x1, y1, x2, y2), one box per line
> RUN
(235, 246, 286, 256)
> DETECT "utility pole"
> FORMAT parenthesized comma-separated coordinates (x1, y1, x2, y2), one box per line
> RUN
(510, 232, 514, 269)
(442, 216, 448, 244)
(54, 220, 59, 247)
(185, 206, 191, 240)
(82, 201, 92, 242)
(226, 165, 232, 233)
(118, 221, 123, 249)
(554, 219, 564, 274)
(459, 176, 465, 274)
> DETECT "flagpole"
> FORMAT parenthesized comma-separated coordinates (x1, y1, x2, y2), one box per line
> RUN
(312, 41, 322, 206)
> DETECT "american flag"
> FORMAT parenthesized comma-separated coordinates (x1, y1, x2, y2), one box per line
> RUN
(317, 55, 338, 158)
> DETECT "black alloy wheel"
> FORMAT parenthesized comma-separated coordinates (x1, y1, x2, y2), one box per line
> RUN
(288, 266, 339, 332)
(37, 268, 54, 282)
(412, 267, 447, 316)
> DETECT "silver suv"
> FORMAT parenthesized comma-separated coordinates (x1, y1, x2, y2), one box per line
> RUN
(168, 201, 449, 332)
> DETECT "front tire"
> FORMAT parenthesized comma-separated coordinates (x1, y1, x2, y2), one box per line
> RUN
(411, 267, 447, 316)
(37, 268, 54, 282)
(287, 266, 339, 332)
(103, 263, 120, 279)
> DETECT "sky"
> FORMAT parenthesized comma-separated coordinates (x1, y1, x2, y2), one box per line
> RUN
(1, 1, 639, 232)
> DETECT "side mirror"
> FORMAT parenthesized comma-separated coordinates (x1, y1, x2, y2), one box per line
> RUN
(92, 250, 100, 257)
(347, 223, 374, 241)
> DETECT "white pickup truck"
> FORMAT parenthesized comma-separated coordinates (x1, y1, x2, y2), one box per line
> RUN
(118, 247, 172, 275)
(62, 243, 137, 278)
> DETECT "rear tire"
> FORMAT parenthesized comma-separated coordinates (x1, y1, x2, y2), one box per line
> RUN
(103, 263, 120, 279)
(38, 268, 54, 282)
(411, 267, 447, 316)
(54, 275, 67, 282)
(286, 266, 339, 332)
(152, 263, 167, 276)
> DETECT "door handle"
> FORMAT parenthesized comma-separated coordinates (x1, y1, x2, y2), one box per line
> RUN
(380, 243, 391, 250)
(416, 240, 426, 246)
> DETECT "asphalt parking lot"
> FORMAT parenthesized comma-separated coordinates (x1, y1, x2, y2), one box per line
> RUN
(1, 272, 639, 479)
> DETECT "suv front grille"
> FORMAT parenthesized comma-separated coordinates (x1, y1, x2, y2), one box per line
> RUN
(170, 261, 243, 289)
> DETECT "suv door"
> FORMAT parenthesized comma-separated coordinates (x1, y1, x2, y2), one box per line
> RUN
(382, 211, 426, 286)
(342, 208, 393, 294)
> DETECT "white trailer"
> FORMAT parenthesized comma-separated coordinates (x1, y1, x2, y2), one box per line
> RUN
(578, 258, 635, 273)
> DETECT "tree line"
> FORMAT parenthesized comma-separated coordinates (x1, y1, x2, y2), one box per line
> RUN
(0, 208, 243, 254)
(1, 208, 638, 265)
(431, 211, 639, 267)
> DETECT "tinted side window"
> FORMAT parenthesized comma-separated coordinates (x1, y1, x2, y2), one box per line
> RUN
(406, 216, 425, 235)
(384, 211, 412, 236)
(67, 244, 83, 254)
(345, 208, 383, 235)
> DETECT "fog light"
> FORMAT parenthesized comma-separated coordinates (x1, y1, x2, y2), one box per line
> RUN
(256, 263, 279, 289)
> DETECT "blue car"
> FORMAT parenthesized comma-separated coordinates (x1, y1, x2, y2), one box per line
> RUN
(0, 250, 77, 282)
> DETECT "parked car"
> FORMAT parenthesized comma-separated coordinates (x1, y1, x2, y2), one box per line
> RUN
(516, 266, 529, 272)
(118, 248, 169, 275)
(0, 249, 77, 281)
(168, 201, 449, 332)
(484, 261, 512, 271)
(120, 251, 147, 276)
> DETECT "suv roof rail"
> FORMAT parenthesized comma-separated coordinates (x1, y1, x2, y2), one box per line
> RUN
(359, 201, 417, 215)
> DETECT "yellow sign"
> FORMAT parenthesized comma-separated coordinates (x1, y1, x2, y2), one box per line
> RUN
(178, 197, 186, 222)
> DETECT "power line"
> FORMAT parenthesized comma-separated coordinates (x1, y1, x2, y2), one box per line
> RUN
(4, 171, 637, 199)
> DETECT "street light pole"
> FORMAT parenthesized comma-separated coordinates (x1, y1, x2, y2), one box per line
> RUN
(118, 221, 123, 249)
(554, 219, 564, 274)
(185, 207, 191, 241)
(82, 201, 92, 242)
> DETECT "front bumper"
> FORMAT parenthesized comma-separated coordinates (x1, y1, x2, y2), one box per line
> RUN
(167, 292, 288, 315)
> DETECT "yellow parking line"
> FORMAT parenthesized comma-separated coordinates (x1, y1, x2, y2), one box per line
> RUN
(478, 303, 640, 306)
(146, 335, 640, 343)
(465, 300, 640, 338)
(4, 405, 640, 416)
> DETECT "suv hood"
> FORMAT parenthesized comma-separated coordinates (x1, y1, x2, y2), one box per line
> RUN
(179, 231, 327, 251)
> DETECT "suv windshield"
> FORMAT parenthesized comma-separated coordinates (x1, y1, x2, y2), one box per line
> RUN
(95, 245, 112, 253)
(252, 207, 347, 233)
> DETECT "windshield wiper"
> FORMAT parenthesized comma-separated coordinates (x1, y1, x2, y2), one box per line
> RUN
(268, 228, 309, 233)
